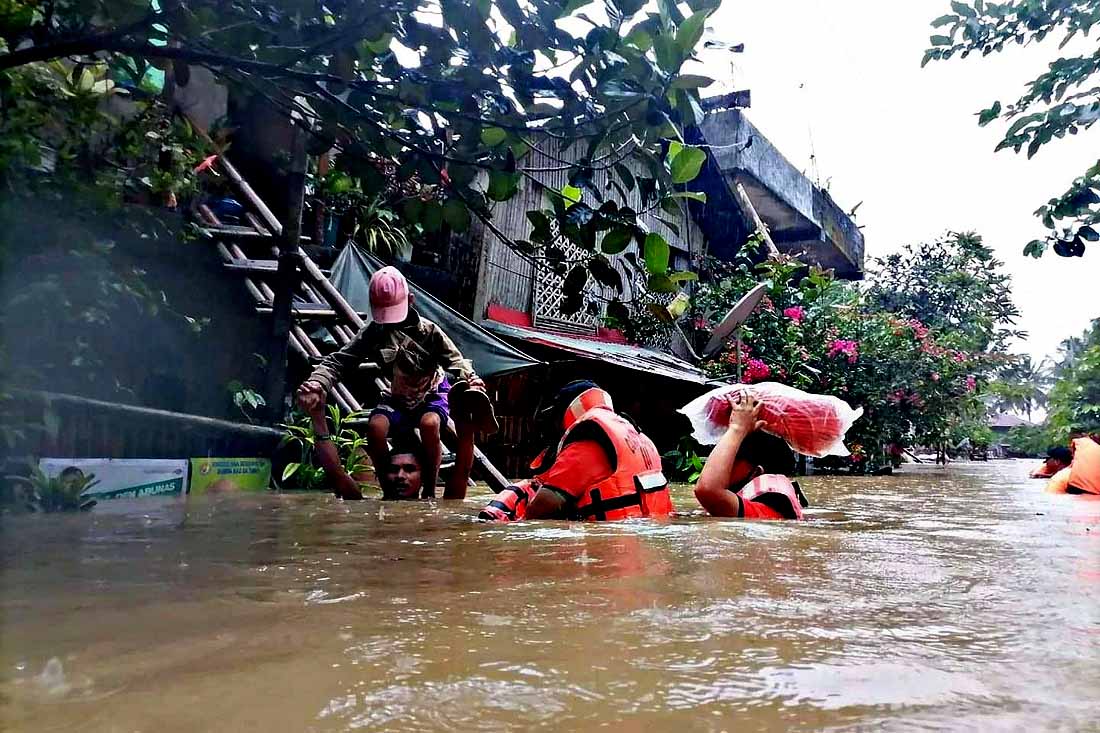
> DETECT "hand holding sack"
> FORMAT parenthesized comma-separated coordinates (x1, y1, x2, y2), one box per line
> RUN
(678, 382, 863, 458)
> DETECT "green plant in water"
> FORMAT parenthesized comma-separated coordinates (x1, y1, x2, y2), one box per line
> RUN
(279, 405, 371, 491)
(662, 436, 705, 484)
(4, 464, 99, 512)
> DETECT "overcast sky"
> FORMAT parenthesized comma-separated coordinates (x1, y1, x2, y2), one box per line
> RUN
(693, 0, 1100, 363)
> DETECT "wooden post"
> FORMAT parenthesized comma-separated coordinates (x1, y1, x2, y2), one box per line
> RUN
(734, 182, 780, 257)
(263, 130, 308, 421)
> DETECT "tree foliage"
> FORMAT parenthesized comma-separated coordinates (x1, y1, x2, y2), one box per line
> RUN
(621, 233, 1020, 469)
(1, 0, 726, 289)
(924, 1, 1100, 258)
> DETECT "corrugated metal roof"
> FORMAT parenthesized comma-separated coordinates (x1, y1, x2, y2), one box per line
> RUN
(483, 320, 710, 386)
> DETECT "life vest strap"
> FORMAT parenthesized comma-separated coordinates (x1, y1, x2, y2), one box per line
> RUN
(576, 488, 641, 520)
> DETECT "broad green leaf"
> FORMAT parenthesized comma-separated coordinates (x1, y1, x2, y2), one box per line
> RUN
(647, 272, 678, 293)
(670, 74, 715, 90)
(644, 232, 670, 274)
(442, 199, 470, 232)
(669, 271, 699, 283)
(487, 170, 520, 201)
(931, 14, 957, 28)
(561, 184, 583, 208)
(930, 35, 952, 46)
(282, 462, 301, 482)
(668, 191, 707, 203)
(601, 227, 633, 254)
(669, 146, 706, 184)
(950, 1, 975, 18)
(480, 127, 507, 146)
(666, 139, 684, 161)
(676, 11, 708, 57)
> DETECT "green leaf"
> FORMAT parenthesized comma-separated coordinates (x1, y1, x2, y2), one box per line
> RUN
(480, 127, 507, 147)
(930, 34, 952, 46)
(931, 14, 957, 28)
(669, 191, 707, 203)
(647, 273, 678, 293)
(487, 170, 520, 201)
(667, 139, 683, 161)
(670, 74, 715, 90)
(644, 232, 670, 275)
(950, 1, 976, 18)
(601, 227, 633, 254)
(561, 184, 583, 208)
(669, 146, 706, 184)
(442, 199, 470, 232)
(421, 201, 444, 232)
(669, 271, 699, 283)
(977, 101, 1001, 126)
(676, 11, 708, 57)
(282, 462, 301, 482)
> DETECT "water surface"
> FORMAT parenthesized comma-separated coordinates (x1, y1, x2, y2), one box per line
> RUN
(2, 461, 1098, 731)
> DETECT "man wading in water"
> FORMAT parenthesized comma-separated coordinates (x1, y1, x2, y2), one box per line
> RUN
(305, 397, 425, 500)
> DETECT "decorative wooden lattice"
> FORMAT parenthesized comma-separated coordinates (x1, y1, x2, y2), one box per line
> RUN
(532, 221, 600, 335)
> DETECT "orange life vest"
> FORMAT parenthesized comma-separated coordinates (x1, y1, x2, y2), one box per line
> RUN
(478, 479, 536, 522)
(541, 389, 673, 521)
(1045, 467, 1072, 494)
(1067, 438, 1100, 495)
(737, 474, 805, 520)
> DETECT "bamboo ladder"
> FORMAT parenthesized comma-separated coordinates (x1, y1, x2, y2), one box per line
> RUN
(198, 156, 509, 492)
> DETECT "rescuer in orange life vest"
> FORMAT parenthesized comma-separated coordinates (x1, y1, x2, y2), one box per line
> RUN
(693, 389, 809, 520)
(478, 380, 673, 522)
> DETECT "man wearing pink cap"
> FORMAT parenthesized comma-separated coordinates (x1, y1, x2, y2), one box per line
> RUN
(296, 266, 492, 499)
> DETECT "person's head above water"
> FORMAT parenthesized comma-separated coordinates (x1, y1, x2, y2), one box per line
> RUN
(727, 430, 796, 490)
(1044, 446, 1072, 469)
(382, 439, 423, 499)
(535, 379, 606, 436)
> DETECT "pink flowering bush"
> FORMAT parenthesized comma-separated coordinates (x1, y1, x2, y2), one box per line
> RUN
(827, 339, 860, 363)
(783, 306, 804, 324)
(687, 232, 1015, 470)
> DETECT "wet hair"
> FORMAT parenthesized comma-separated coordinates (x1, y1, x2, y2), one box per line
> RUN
(738, 431, 796, 476)
(1046, 446, 1072, 463)
(531, 379, 601, 473)
(388, 436, 424, 469)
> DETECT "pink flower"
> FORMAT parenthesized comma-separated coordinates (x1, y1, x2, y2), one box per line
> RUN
(693, 317, 710, 330)
(952, 351, 967, 364)
(743, 358, 772, 383)
(827, 339, 860, 364)
(783, 306, 805, 324)
(907, 319, 930, 340)
(931, 372, 940, 382)
(965, 375, 977, 392)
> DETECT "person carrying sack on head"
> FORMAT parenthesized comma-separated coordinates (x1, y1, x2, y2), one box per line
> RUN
(693, 389, 809, 520)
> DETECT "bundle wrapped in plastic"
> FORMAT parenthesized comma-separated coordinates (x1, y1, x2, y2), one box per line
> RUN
(678, 382, 863, 458)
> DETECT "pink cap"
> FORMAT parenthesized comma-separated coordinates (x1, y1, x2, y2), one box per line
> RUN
(369, 266, 410, 324)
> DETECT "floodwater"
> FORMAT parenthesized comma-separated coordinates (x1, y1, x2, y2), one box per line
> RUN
(1, 461, 1098, 732)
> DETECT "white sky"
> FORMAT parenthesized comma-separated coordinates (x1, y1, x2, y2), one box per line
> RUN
(694, 0, 1100, 363)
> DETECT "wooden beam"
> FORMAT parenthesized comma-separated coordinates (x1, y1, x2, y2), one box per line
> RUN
(734, 182, 780, 257)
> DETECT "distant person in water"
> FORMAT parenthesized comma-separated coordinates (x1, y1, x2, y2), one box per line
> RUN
(693, 389, 808, 520)
(305, 399, 423, 500)
(1030, 446, 1072, 479)
(478, 380, 673, 522)
(296, 266, 495, 499)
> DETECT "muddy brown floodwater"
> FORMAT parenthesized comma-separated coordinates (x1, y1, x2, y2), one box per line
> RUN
(1, 460, 1098, 732)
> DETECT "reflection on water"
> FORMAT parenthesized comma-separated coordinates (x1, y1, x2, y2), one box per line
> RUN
(1, 461, 1098, 732)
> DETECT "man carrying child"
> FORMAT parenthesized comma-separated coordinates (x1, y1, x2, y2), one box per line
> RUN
(296, 266, 493, 499)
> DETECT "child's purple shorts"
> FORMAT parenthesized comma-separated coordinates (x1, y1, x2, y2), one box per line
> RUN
(370, 377, 451, 435)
